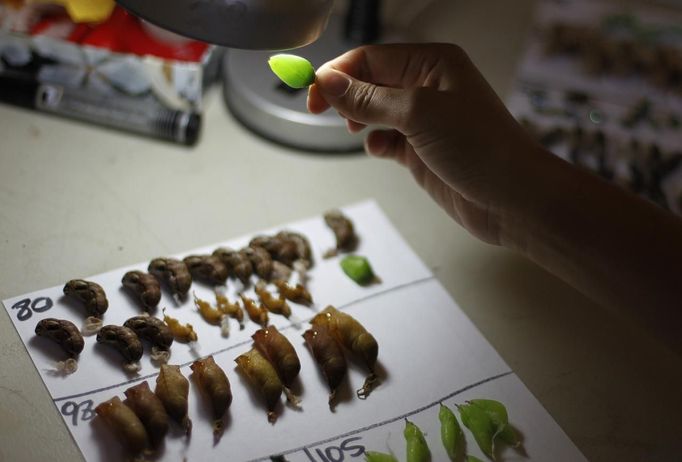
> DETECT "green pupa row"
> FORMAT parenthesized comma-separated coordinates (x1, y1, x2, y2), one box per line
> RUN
(364, 399, 521, 462)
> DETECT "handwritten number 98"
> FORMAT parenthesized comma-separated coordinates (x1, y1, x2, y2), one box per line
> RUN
(61, 400, 96, 426)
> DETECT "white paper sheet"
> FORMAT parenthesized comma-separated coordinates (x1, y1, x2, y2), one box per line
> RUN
(3, 200, 587, 461)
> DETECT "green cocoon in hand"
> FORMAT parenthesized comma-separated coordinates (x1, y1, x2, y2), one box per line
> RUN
(268, 54, 316, 89)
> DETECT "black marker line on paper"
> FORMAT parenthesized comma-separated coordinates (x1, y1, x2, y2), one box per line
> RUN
(303, 448, 316, 462)
(245, 371, 515, 462)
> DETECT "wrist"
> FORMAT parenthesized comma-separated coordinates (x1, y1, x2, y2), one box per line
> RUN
(493, 137, 682, 319)
(494, 146, 572, 256)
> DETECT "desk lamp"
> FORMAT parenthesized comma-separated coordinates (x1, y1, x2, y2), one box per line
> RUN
(116, 0, 380, 151)
(115, 0, 335, 50)
(223, 0, 381, 151)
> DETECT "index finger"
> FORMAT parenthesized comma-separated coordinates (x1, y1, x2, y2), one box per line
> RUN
(328, 43, 456, 87)
(307, 43, 459, 114)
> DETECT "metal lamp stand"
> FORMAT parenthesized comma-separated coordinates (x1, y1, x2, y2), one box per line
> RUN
(222, 0, 382, 152)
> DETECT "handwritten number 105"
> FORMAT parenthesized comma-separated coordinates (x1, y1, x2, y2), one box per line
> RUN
(11, 297, 53, 321)
(61, 400, 96, 426)
(306, 437, 365, 462)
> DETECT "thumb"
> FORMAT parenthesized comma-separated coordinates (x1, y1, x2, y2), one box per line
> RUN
(315, 68, 409, 130)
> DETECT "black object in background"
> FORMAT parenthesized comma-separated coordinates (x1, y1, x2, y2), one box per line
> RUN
(0, 73, 201, 146)
(345, 0, 381, 44)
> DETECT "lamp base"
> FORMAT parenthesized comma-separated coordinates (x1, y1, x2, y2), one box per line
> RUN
(222, 16, 365, 152)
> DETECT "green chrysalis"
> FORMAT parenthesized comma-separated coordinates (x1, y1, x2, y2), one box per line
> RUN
(340, 255, 377, 285)
(404, 419, 431, 462)
(439, 403, 464, 460)
(458, 403, 495, 459)
(466, 456, 485, 462)
(268, 54, 316, 89)
(469, 399, 520, 448)
(364, 451, 399, 462)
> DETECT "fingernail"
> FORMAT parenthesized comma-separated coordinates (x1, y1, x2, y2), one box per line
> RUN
(317, 70, 351, 97)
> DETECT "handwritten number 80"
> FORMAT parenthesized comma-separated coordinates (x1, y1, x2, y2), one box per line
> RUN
(11, 297, 53, 321)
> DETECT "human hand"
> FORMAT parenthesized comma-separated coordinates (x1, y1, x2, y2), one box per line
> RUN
(310, 43, 682, 341)
(308, 43, 545, 246)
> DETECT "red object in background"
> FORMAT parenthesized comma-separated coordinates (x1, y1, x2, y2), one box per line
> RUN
(67, 23, 90, 43)
(30, 11, 74, 38)
(77, 7, 128, 52)
(121, 14, 208, 62)
(30, 6, 208, 62)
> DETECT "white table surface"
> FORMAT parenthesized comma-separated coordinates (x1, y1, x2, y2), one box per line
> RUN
(1, 1, 681, 461)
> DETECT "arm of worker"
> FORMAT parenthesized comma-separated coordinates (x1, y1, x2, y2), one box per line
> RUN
(307, 43, 682, 342)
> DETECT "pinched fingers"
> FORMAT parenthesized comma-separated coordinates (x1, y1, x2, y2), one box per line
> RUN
(308, 42, 466, 116)
(313, 68, 432, 132)
(307, 79, 330, 114)
(319, 43, 463, 89)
